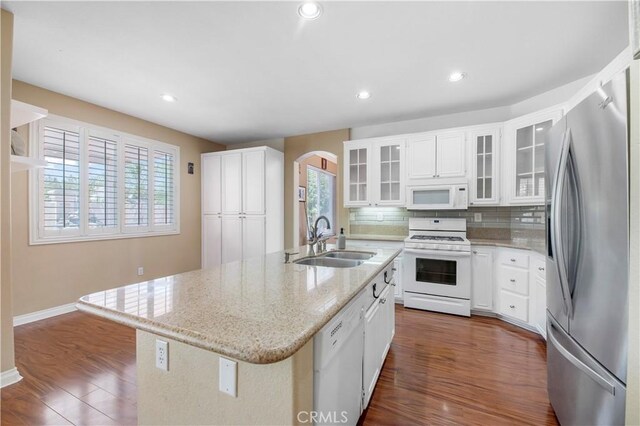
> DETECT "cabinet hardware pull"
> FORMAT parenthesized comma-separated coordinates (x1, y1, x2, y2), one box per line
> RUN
(372, 283, 380, 299)
(510, 258, 516, 262)
(509, 304, 515, 309)
(384, 271, 392, 284)
(538, 267, 545, 271)
(472, 250, 478, 254)
(510, 279, 516, 282)
(381, 298, 386, 304)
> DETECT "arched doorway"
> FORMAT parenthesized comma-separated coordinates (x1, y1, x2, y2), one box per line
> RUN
(293, 151, 338, 248)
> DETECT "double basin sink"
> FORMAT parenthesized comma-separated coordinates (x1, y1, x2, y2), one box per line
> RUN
(294, 250, 375, 268)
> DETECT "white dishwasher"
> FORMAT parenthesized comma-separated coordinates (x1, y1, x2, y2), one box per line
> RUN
(313, 291, 365, 426)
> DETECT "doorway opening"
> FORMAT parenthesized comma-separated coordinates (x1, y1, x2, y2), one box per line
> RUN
(293, 151, 338, 247)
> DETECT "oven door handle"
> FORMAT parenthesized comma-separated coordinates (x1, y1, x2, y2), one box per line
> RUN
(403, 248, 471, 258)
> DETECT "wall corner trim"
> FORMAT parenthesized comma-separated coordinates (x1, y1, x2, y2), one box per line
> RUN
(0, 367, 23, 388)
(13, 303, 77, 327)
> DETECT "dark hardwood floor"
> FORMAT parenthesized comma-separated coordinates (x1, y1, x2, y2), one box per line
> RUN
(1, 306, 557, 425)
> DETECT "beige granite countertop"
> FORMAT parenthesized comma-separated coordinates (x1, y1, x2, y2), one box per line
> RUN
(469, 238, 546, 255)
(77, 246, 400, 365)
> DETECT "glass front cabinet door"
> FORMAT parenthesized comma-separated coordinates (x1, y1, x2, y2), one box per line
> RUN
(470, 128, 500, 205)
(344, 141, 371, 207)
(506, 109, 563, 205)
(373, 139, 405, 206)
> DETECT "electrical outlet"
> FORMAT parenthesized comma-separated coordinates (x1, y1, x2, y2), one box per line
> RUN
(219, 357, 237, 397)
(156, 339, 169, 371)
(137, 267, 144, 276)
(350, 212, 356, 221)
(376, 213, 384, 221)
(474, 213, 482, 222)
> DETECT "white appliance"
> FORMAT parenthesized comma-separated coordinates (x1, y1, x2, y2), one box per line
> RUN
(402, 218, 471, 316)
(313, 293, 364, 425)
(406, 184, 468, 210)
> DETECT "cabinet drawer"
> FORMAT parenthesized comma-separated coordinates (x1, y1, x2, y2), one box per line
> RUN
(499, 250, 529, 269)
(532, 256, 546, 280)
(498, 265, 529, 296)
(499, 291, 529, 322)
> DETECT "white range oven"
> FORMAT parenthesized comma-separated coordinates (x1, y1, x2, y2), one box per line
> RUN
(402, 218, 471, 317)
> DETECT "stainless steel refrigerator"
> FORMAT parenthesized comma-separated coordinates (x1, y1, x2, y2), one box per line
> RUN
(545, 70, 629, 425)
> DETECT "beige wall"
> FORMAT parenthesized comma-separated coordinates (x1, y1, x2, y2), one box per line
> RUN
(137, 330, 313, 425)
(1, 9, 15, 373)
(297, 154, 337, 244)
(627, 59, 639, 426)
(10, 81, 225, 316)
(284, 129, 349, 249)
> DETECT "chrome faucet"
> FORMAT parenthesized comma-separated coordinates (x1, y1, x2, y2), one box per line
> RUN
(307, 215, 331, 256)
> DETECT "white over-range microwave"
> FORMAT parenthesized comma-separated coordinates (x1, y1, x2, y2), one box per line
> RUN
(406, 184, 468, 210)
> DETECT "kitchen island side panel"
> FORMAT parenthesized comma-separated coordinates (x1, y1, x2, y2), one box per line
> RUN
(137, 330, 313, 426)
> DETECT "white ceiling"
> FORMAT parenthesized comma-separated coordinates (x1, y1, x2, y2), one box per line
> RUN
(5, 1, 629, 144)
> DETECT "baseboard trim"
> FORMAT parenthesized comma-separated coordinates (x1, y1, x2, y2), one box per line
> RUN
(471, 309, 544, 338)
(14, 303, 77, 326)
(1, 368, 23, 388)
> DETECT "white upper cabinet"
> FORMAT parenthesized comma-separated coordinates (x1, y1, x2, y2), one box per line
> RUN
(373, 139, 405, 206)
(406, 134, 436, 179)
(435, 131, 466, 178)
(222, 152, 243, 214)
(242, 150, 266, 215)
(503, 107, 563, 205)
(202, 155, 222, 214)
(469, 127, 501, 205)
(406, 131, 465, 181)
(344, 141, 372, 207)
(344, 138, 406, 207)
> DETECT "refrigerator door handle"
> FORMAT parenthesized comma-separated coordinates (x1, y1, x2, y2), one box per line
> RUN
(551, 129, 574, 317)
(548, 322, 616, 395)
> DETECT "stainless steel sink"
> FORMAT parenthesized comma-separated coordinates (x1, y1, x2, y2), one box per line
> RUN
(294, 257, 364, 268)
(319, 250, 376, 260)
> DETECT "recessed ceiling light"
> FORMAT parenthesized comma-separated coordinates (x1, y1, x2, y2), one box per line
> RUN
(535, 127, 544, 131)
(448, 72, 466, 82)
(356, 91, 371, 100)
(298, 2, 322, 20)
(161, 93, 177, 102)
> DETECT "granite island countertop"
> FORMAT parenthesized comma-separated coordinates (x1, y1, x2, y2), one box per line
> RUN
(77, 246, 400, 365)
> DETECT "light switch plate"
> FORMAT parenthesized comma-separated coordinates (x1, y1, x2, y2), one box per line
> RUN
(376, 213, 384, 221)
(474, 213, 482, 222)
(137, 267, 144, 276)
(349, 213, 356, 221)
(219, 357, 237, 397)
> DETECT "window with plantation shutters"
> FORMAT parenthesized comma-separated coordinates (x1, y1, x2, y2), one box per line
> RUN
(124, 144, 149, 229)
(153, 150, 175, 226)
(87, 134, 119, 232)
(41, 125, 81, 235)
(31, 116, 180, 244)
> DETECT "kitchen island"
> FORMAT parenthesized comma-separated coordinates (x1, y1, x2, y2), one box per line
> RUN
(77, 246, 400, 425)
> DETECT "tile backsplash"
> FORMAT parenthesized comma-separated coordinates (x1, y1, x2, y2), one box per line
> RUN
(348, 206, 545, 240)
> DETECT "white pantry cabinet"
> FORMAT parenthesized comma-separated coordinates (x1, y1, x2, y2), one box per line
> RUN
(503, 107, 564, 205)
(201, 147, 283, 269)
(406, 130, 466, 180)
(469, 127, 501, 205)
(344, 138, 405, 207)
(470, 245, 547, 338)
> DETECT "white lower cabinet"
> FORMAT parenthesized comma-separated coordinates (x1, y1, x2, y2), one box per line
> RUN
(470, 246, 546, 338)
(221, 216, 243, 264)
(393, 257, 403, 302)
(363, 283, 392, 409)
(242, 216, 266, 260)
(471, 248, 494, 311)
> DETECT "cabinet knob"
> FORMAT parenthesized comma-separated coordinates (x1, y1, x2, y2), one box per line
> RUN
(538, 267, 545, 271)
(509, 304, 515, 309)
(510, 258, 516, 262)
(510, 278, 516, 283)
(472, 250, 478, 254)
(381, 298, 386, 304)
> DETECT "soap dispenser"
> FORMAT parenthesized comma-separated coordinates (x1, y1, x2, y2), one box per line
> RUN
(337, 228, 346, 249)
